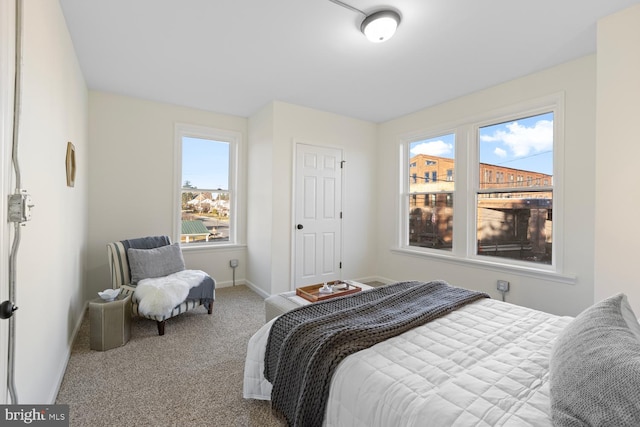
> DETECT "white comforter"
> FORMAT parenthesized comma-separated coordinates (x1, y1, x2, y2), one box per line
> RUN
(243, 298, 572, 426)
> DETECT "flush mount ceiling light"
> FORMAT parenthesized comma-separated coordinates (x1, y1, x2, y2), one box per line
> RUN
(328, 0, 401, 43)
(360, 10, 401, 43)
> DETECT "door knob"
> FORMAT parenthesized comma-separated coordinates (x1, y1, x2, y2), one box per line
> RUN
(0, 301, 18, 319)
(297, 224, 303, 230)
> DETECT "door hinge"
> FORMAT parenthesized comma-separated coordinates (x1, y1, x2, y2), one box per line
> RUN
(340, 212, 342, 219)
(339, 262, 342, 269)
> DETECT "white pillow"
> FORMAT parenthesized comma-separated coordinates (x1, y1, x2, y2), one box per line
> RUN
(127, 243, 185, 284)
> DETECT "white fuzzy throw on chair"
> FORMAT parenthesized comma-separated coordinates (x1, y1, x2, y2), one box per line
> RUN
(134, 270, 207, 317)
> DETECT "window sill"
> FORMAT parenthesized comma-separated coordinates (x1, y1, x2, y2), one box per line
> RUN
(390, 247, 577, 285)
(180, 243, 246, 253)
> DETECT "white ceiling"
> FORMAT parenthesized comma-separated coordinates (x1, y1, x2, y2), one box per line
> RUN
(59, 0, 640, 123)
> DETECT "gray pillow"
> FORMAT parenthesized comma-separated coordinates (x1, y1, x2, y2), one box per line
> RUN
(549, 293, 640, 426)
(127, 243, 185, 284)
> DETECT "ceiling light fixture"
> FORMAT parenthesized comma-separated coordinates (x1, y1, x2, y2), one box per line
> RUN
(360, 10, 401, 43)
(328, 0, 401, 43)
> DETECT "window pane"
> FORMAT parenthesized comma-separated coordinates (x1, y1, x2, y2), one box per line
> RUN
(409, 134, 455, 193)
(182, 137, 229, 190)
(409, 193, 453, 249)
(477, 112, 553, 264)
(181, 190, 230, 243)
(479, 112, 553, 185)
(181, 136, 230, 245)
(477, 192, 552, 264)
(408, 134, 455, 251)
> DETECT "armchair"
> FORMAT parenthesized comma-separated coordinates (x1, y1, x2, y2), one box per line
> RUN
(106, 235, 215, 335)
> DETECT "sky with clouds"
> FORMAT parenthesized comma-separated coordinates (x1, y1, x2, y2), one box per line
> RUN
(480, 112, 553, 175)
(410, 112, 553, 175)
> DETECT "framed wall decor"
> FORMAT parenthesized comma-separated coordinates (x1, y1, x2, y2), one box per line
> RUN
(66, 142, 76, 187)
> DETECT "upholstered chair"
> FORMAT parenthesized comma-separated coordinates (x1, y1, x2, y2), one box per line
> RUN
(106, 235, 215, 335)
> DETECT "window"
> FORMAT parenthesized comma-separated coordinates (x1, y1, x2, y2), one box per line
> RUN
(401, 95, 562, 272)
(406, 133, 455, 251)
(175, 124, 239, 246)
(477, 112, 554, 265)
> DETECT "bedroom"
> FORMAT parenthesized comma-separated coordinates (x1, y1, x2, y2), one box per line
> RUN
(0, 0, 639, 421)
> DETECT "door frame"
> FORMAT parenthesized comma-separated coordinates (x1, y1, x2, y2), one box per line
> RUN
(290, 141, 344, 290)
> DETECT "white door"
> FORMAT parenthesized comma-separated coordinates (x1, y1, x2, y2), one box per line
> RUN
(294, 143, 343, 287)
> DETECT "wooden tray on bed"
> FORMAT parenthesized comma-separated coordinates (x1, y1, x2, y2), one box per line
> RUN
(296, 281, 362, 302)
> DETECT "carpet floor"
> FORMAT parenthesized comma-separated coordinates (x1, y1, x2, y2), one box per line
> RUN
(56, 285, 285, 426)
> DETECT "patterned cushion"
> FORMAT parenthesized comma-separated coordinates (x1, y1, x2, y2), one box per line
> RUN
(550, 293, 640, 426)
(106, 241, 131, 288)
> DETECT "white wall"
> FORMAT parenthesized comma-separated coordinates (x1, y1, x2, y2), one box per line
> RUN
(377, 56, 597, 317)
(10, 0, 88, 403)
(247, 101, 378, 295)
(246, 103, 275, 296)
(87, 92, 248, 296)
(594, 4, 640, 313)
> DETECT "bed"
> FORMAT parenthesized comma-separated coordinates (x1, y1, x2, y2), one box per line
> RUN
(243, 281, 640, 427)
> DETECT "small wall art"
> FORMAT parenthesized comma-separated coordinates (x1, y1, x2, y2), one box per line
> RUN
(66, 142, 76, 187)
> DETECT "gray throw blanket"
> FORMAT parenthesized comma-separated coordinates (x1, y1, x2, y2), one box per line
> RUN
(123, 235, 171, 251)
(264, 280, 489, 427)
(186, 275, 215, 310)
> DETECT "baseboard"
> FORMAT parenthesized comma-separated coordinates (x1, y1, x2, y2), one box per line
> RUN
(353, 275, 396, 285)
(50, 300, 88, 404)
(374, 276, 397, 284)
(216, 279, 271, 300)
(215, 279, 239, 289)
(242, 280, 270, 299)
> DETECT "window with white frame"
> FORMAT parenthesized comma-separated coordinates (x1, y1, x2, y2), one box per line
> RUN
(401, 98, 561, 270)
(406, 133, 455, 251)
(175, 124, 239, 246)
(476, 111, 554, 265)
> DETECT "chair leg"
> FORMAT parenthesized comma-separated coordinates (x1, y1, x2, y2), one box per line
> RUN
(156, 320, 165, 336)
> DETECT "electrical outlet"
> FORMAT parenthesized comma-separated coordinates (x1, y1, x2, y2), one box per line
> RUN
(497, 280, 510, 292)
(229, 259, 238, 268)
(8, 191, 34, 223)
